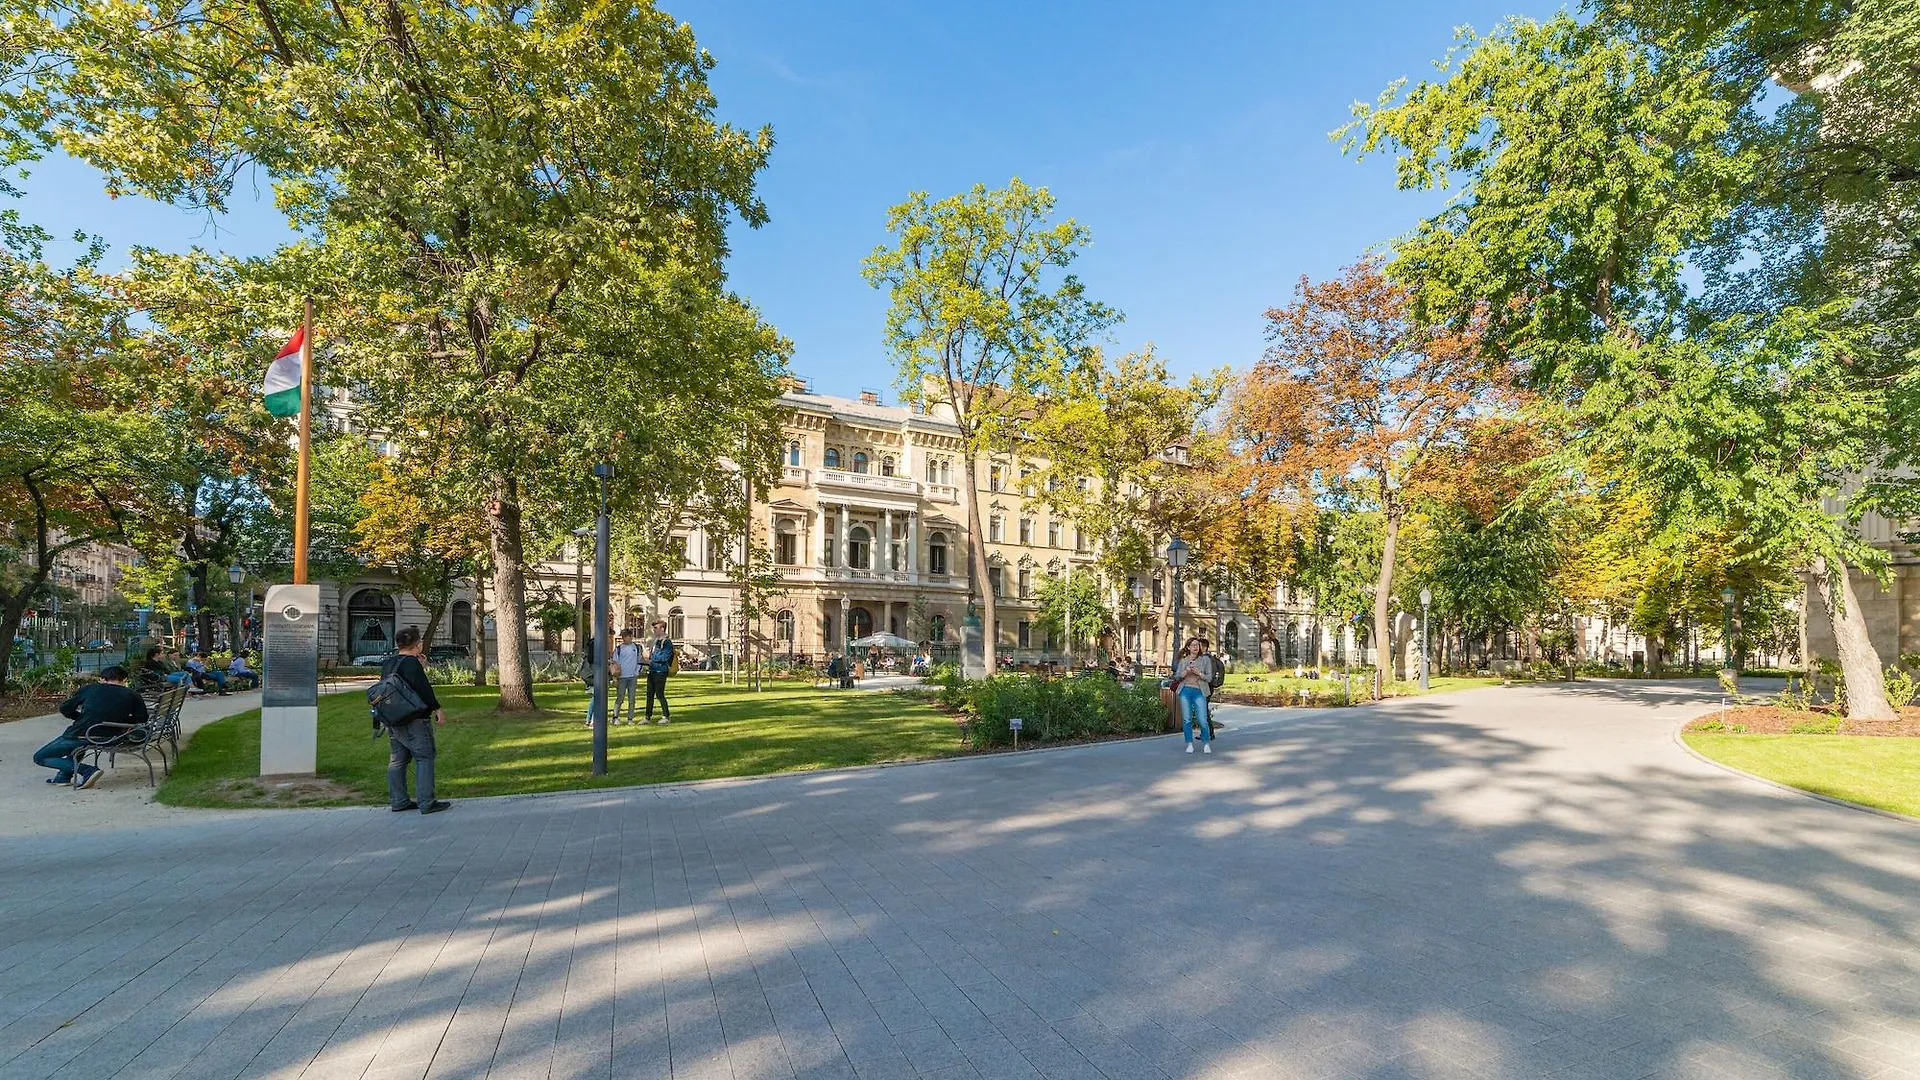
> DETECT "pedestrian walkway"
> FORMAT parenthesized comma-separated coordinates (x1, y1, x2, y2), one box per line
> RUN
(0, 681, 1914, 1079)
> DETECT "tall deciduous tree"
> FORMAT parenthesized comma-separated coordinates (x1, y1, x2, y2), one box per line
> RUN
(21, 0, 782, 710)
(1347, 13, 1909, 717)
(354, 454, 486, 647)
(1233, 260, 1510, 697)
(863, 179, 1118, 675)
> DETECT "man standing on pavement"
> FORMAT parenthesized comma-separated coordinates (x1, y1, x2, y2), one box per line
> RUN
(613, 629, 642, 725)
(645, 618, 676, 724)
(381, 627, 450, 815)
(35, 665, 146, 789)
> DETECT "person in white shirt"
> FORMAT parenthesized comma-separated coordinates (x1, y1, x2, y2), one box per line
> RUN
(226, 653, 257, 690)
(612, 630, 643, 725)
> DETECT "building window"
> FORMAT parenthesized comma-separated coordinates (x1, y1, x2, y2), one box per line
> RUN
(881, 455, 896, 477)
(939, 460, 951, 484)
(450, 600, 472, 647)
(1224, 621, 1240, 656)
(852, 451, 869, 474)
(930, 614, 946, 642)
(825, 447, 842, 469)
(671, 536, 690, 567)
(848, 606, 873, 642)
(989, 465, 1002, 492)
(989, 515, 1003, 543)
(668, 607, 685, 640)
(1152, 576, 1164, 605)
(989, 566, 1004, 596)
(707, 608, 723, 641)
(1047, 521, 1061, 548)
(1019, 518, 1032, 544)
(1018, 620, 1032, 649)
(776, 610, 795, 646)
(1076, 477, 1090, 493)
(928, 533, 948, 575)
(787, 442, 801, 467)
(926, 459, 938, 483)
(821, 526, 836, 567)
(775, 527, 797, 565)
(705, 535, 726, 571)
(1075, 530, 1089, 554)
(848, 525, 872, 570)
(1018, 567, 1032, 597)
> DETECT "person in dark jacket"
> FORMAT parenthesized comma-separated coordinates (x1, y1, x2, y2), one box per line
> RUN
(380, 627, 449, 815)
(644, 619, 675, 724)
(37, 666, 147, 788)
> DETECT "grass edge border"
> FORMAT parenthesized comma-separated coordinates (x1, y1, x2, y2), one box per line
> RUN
(1670, 723, 1920, 826)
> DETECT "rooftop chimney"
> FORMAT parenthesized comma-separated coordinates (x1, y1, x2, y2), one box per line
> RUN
(779, 374, 809, 394)
(859, 389, 882, 406)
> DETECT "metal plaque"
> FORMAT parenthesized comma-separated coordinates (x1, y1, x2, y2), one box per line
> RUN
(263, 584, 320, 708)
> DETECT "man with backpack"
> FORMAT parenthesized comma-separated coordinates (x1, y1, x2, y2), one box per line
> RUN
(644, 618, 676, 724)
(371, 627, 450, 815)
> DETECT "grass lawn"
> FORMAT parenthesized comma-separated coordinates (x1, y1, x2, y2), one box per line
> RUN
(159, 677, 967, 808)
(1684, 733, 1920, 819)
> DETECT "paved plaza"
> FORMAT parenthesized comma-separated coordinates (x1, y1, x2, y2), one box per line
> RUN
(0, 681, 1916, 1080)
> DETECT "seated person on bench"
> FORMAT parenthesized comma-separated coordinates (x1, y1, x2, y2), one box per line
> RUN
(185, 651, 229, 695)
(36, 666, 148, 789)
(226, 653, 258, 690)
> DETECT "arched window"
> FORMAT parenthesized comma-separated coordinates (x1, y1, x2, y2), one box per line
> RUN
(824, 447, 842, 469)
(346, 589, 396, 661)
(706, 607, 723, 641)
(927, 532, 948, 576)
(930, 614, 947, 642)
(667, 607, 685, 641)
(881, 455, 896, 477)
(848, 606, 873, 641)
(450, 600, 472, 647)
(1224, 621, 1240, 657)
(852, 452, 869, 474)
(848, 525, 872, 570)
(787, 442, 801, 467)
(925, 459, 938, 483)
(776, 610, 795, 646)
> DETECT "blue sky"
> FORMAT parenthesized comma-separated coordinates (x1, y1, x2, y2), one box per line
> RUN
(20, 0, 1547, 398)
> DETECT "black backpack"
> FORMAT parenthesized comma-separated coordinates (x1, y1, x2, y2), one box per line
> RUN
(367, 665, 429, 729)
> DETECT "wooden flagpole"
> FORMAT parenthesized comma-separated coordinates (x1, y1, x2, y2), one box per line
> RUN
(292, 298, 314, 584)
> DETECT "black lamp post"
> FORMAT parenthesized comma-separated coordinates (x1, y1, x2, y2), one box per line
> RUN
(228, 565, 245, 653)
(1419, 586, 1432, 691)
(1166, 537, 1189, 667)
(590, 463, 615, 776)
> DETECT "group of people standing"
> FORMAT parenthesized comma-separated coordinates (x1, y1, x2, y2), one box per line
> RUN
(593, 620, 677, 726)
(1172, 636, 1225, 753)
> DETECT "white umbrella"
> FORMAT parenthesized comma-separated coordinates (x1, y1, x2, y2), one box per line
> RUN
(848, 632, 918, 651)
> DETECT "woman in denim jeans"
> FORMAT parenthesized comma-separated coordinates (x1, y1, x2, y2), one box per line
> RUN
(1173, 637, 1218, 753)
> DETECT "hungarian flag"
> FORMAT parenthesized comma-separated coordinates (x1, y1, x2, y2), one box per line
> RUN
(262, 326, 305, 417)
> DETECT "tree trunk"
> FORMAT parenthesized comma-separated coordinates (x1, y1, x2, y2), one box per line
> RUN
(419, 600, 445, 651)
(189, 561, 214, 655)
(1372, 510, 1398, 699)
(1811, 554, 1893, 720)
(959, 453, 997, 676)
(488, 476, 536, 710)
(472, 571, 490, 688)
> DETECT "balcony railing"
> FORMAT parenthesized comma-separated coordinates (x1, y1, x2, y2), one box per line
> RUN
(816, 468, 920, 496)
(925, 482, 959, 503)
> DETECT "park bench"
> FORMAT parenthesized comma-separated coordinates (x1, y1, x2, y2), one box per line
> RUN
(78, 684, 188, 787)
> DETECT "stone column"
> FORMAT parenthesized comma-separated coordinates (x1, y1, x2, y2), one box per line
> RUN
(908, 512, 920, 578)
(838, 505, 849, 571)
(883, 509, 894, 573)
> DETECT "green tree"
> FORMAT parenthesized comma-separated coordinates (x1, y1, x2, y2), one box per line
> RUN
(22, 0, 784, 710)
(863, 179, 1119, 675)
(354, 453, 486, 647)
(1348, 13, 1909, 718)
(1034, 570, 1112, 662)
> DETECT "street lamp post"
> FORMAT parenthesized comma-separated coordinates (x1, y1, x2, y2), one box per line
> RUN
(1166, 537, 1189, 668)
(590, 463, 615, 776)
(228, 565, 245, 654)
(1130, 577, 1146, 675)
(1720, 585, 1737, 679)
(840, 595, 851, 653)
(1419, 587, 1432, 691)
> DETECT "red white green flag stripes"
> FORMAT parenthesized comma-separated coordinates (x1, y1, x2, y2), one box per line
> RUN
(262, 325, 306, 417)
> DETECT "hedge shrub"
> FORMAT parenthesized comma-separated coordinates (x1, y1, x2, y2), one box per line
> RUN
(961, 672, 1165, 749)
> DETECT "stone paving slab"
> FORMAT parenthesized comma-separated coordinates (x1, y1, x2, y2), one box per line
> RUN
(0, 680, 1916, 1080)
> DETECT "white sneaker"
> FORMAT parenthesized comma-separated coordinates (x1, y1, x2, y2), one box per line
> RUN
(1185, 743, 1194, 754)
(1203, 743, 1212, 754)
(657, 717, 671, 725)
